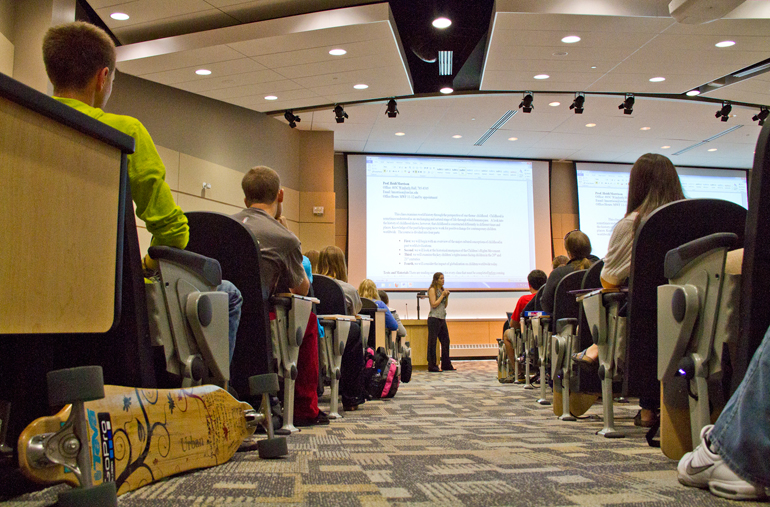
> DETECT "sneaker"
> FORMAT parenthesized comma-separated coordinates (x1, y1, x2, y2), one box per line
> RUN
(709, 462, 767, 501)
(295, 410, 331, 427)
(678, 425, 766, 500)
(678, 425, 720, 489)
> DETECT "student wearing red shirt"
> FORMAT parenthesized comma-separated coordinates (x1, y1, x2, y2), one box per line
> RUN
(500, 269, 547, 383)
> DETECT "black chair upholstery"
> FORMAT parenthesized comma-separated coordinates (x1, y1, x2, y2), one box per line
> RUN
(736, 120, 770, 393)
(552, 270, 585, 321)
(185, 211, 274, 399)
(627, 198, 746, 400)
(578, 260, 603, 351)
(312, 275, 347, 315)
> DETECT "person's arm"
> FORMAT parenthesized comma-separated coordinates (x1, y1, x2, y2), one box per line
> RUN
(128, 120, 188, 250)
(429, 287, 449, 308)
(377, 301, 399, 331)
(290, 274, 310, 296)
(285, 241, 309, 296)
(600, 215, 634, 288)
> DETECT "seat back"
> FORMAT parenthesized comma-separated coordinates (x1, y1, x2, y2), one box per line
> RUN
(185, 211, 274, 397)
(552, 270, 585, 321)
(736, 120, 770, 392)
(626, 198, 746, 398)
(578, 260, 604, 350)
(533, 286, 545, 311)
(312, 275, 347, 315)
(361, 298, 378, 310)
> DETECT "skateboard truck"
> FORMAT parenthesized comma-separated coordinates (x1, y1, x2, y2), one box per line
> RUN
(25, 408, 92, 487)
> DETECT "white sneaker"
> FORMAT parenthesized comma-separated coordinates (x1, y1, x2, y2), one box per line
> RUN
(708, 462, 767, 501)
(678, 425, 767, 501)
(678, 425, 720, 489)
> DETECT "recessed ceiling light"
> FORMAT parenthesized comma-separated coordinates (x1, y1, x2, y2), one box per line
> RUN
(548, 101, 560, 107)
(649, 77, 666, 82)
(508, 137, 518, 141)
(329, 49, 347, 56)
(452, 135, 462, 139)
(591, 66, 597, 69)
(440, 87, 453, 94)
(265, 95, 277, 100)
(708, 148, 718, 151)
(433, 17, 452, 29)
(110, 12, 129, 20)
(353, 84, 368, 90)
(585, 123, 596, 127)
(640, 127, 651, 131)
(195, 69, 211, 76)
(395, 132, 406, 136)
(661, 145, 671, 149)
(534, 74, 550, 80)
(715, 40, 735, 48)
(561, 35, 581, 43)
(686, 90, 701, 96)
(552, 52, 568, 57)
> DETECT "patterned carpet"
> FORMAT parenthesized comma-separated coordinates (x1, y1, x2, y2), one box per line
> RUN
(5, 360, 764, 506)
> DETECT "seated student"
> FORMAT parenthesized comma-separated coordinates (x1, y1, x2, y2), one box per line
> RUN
(358, 279, 400, 333)
(232, 166, 327, 426)
(572, 153, 685, 427)
(677, 323, 770, 501)
(540, 231, 594, 313)
(378, 290, 407, 338)
(42, 22, 243, 363)
(500, 270, 547, 383)
(552, 255, 569, 269)
(316, 245, 366, 410)
(304, 249, 320, 273)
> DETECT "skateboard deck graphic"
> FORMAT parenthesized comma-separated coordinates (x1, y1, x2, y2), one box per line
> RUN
(18, 384, 255, 495)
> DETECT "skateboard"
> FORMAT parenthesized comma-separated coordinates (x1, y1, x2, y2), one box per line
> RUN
(18, 366, 285, 504)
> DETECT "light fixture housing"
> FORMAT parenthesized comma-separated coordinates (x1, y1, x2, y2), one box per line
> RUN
(753, 107, 769, 126)
(284, 110, 300, 128)
(570, 93, 585, 114)
(618, 94, 634, 115)
(334, 104, 348, 123)
(715, 101, 732, 122)
(386, 99, 399, 118)
(519, 92, 534, 113)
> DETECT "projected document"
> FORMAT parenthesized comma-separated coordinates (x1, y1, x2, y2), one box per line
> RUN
(577, 163, 748, 258)
(365, 156, 535, 289)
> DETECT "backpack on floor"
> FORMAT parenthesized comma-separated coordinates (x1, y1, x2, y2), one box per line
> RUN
(365, 347, 399, 399)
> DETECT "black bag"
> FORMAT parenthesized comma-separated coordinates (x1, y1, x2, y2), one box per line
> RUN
(400, 356, 412, 383)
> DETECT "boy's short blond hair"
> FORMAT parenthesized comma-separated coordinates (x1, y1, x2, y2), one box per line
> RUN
(43, 22, 116, 91)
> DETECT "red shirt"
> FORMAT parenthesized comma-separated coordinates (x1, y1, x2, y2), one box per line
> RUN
(511, 293, 536, 323)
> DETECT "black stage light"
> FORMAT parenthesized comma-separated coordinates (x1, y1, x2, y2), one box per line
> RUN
(715, 101, 732, 122)
(519, 92, 534, 113)
(752, 107, 769, 126)
(386, 99, 399, 118)
(284, 110, 300, 128)
(570, 93, 585, 114)
(334, 104, 349, 123)
(619, 94, 634, 115)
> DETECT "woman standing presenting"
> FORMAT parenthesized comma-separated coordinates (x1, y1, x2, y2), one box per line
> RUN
(427, 272, 455, 372)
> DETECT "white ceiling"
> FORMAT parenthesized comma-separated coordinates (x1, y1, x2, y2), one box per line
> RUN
(96, 0, 770, 169)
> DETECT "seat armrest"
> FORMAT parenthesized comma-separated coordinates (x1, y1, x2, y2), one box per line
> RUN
(664, 232, 738, 280)
(148, 246, 222, 286)
(556, 318, 578, 335)
(602, 292, 627, 306)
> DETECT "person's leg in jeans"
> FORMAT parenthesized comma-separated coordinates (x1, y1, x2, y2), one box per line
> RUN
(294, 313, 320, 419)
(438, 320, 453, 370)
(216, 280, 242, 364)
(339, 322, 365, 408)
(427, 317, 439, 370)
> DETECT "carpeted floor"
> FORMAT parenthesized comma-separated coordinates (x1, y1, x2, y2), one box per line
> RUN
(4, 360, 764, 506)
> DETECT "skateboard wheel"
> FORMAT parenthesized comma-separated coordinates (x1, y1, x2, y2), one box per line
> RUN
(47, 366, 105, 407)
(248, 373, 280, 396)
(257, 436, 288, 459)
(57, 482, 117, 507)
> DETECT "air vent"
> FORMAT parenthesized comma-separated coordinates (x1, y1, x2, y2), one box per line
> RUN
(474, 110, 516, 146)
(672, 125, 743, 156)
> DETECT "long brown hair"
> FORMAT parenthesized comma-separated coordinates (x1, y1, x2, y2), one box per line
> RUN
(358, 279, 379, 300)
(564, 230, 593, 270)
(627, 153, 685, 233)
(317, 245, 348, 283)
(429, 272, 444, 295)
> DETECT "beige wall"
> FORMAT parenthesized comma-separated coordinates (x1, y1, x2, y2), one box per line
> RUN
(550, 160, 579, 257)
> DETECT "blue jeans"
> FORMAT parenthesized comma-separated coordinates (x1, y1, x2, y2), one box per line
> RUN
(710, 325, 770, 487)
(217, 280, 242, 363)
